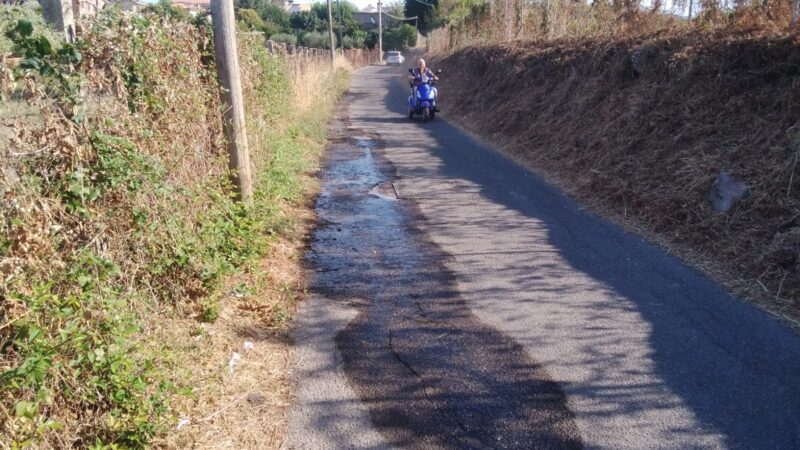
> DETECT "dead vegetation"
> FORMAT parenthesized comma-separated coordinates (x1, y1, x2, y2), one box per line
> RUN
(1, 8, 352, 448)
(434, 29, 800, 323)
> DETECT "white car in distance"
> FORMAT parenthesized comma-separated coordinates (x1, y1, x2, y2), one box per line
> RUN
(385, 51, 405, 65)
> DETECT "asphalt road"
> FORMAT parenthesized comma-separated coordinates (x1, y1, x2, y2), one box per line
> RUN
(284, 64, 800, 449)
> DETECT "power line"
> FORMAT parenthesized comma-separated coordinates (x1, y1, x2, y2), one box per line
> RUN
(383, 12, 418, 20)
(413, 0, 436, 7)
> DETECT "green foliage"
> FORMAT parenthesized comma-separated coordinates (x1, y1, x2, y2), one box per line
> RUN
(143, 0, 192, 21)
(344, 29, 367, 48)
(312, 0, 359, 24)
(405, 0, 438, 31)
(237, 8, 266, 31)
(261, 2, 291, 29)
(2, 255, 173, 447)
(342, 34, 364, 49)
(58, 133, 164, 217)
(302, 31, 335, 49)
(0, 4, 62, 55)
(306, 1, 368, 48)
(5, 19, 83, 112)
(366, 30, 379, 49)
(235, 0, 290, 31)
(434, 0, 489, 27)
(1, 8, 351, 448)
(200, 299, 220, 322)
(270, 32, 297, 45)
(232, 0, 367, 48)
(383, 23, 417, 50)
(290, 10, 323, 32)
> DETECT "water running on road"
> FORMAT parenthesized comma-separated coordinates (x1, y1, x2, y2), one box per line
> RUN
(306, 114, 582, 449)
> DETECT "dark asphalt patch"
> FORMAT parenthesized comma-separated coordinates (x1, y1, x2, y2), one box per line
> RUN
(308, 113, 583, 449)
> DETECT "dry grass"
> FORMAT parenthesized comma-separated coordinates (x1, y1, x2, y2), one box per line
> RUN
(154, 34, 355, 450)
(0, 10, 355, 448)
(162, 204, 315, 449)
(427, 0, 800, 54)
(434, 28, 800, 325)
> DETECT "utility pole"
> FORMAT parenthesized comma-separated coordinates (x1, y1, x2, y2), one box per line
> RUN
(211, 0, 253, 204)
(378, 0, 383, 62)
(326, 0, 335, 64)
(336, 0, 344, 52)
(504, 0, 510, 40)
(792, 0, 799, 28)
(687, 0, 693, 21)
(41, 0, 76, 43)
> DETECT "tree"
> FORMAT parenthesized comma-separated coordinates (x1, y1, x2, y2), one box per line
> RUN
(313, 1, 361, 31)
(144, 0, 192, 21)
(234, 0, 290, 30)
(270, 33, 297, 44)
(405, 0, 438, 30)
(237, 8, 265, 31)
(365, 30, 379, 49)
(302, 31, 336, 49)
(386, 1, 405, 17)
(383, 23, 417, 49)
(290, 10, 323, 32)
(310, 0, 367, 47)
(259, 2, 290, 30)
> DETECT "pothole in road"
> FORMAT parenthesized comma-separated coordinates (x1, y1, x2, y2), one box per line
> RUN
(369, 181, 398, 200)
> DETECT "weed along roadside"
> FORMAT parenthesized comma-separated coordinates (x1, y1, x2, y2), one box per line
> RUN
(0, 4, 363, 447)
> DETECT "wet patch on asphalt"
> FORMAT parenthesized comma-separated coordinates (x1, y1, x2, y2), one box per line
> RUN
(307, 114, 583, 449)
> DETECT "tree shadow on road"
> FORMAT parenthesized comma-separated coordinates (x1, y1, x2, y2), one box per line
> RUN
(320, 65, 800, 449)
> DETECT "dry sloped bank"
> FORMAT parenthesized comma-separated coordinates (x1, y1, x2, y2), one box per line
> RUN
(433, 30, 800, 322)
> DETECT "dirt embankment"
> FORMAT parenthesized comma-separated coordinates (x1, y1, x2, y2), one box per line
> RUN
(434, 31, 800, 321)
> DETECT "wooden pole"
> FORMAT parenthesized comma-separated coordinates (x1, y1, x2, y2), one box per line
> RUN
(211, 0, 254, 205)
(504, 0, 510, 40)
(42, 0, 76, 43)
(327, 0, 336, 64)
(378, 0, 383, 62)
(791, 0, 799, 28)
(337, 0, 344, 53)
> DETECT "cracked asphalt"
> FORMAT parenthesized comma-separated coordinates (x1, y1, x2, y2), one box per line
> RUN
(284, 65, 800, 449)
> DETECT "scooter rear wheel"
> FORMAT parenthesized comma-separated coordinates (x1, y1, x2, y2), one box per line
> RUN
(422, 108, 431, 123)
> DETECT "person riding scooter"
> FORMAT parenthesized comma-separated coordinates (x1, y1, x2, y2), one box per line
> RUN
(408, 58, 440, 112)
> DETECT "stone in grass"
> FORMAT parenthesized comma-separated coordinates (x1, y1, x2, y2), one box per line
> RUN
(247, 392, 266, 406)
(706, 171, 749, 212)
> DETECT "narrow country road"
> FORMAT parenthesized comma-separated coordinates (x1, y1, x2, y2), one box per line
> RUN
(284, 65, 800, 449)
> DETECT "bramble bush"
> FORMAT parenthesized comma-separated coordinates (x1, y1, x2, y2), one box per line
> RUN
(1, 5, 350, 446)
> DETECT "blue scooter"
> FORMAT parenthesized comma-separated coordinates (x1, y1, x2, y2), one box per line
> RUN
(407, 69, 441, 122)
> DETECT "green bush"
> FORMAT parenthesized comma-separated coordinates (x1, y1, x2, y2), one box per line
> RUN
(2, 9, 352, 448)
(290, 10, 323, 32)
(237, 8, 265, 31)
(382, 23, 417, 50)
(235, 0, 290, 29)
(0, 4, 62, 55)
(301, 31, 334, 49)
(143, 0, 192, 21)
(270, 33, 297, 45)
